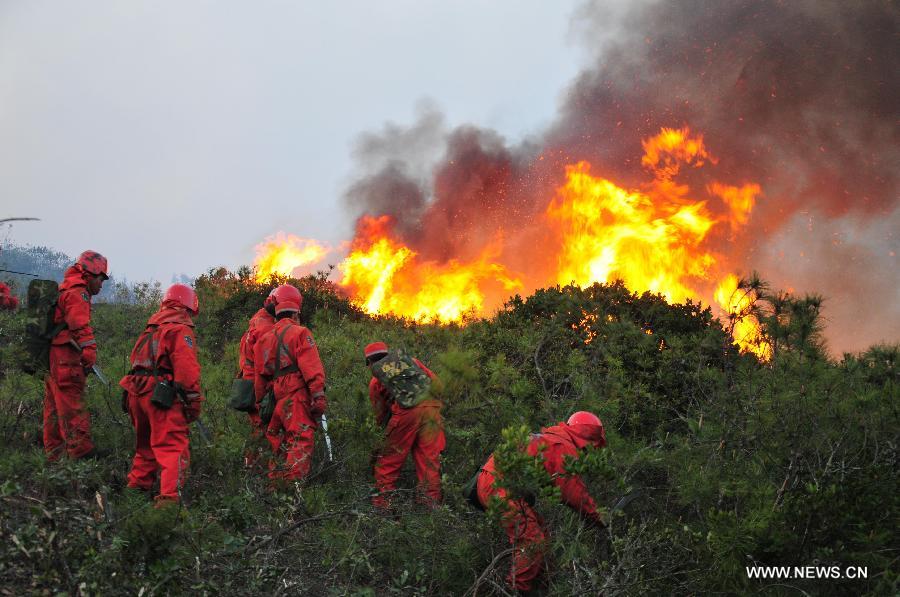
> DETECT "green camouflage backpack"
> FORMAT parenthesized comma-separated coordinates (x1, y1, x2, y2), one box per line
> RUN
(22, 279, 65, 375)
(369, 349, 432, 409)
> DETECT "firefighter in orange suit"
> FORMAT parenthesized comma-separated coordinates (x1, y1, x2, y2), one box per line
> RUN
(119, 284, 204, 506)
(253, 284, 327, 483)
(476, 411, 607, 591)
(0, 281, 18, 311)
(237, 289, 276, 466)
(365, 342, 445, 510)
(43, 250, 108, 460)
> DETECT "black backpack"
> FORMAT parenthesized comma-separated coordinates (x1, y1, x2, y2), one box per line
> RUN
(22, 279, 65, 375)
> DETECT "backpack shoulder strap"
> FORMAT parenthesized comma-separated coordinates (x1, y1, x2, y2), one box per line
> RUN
(273, 325, 299, 379)
(45, 288, 66, 341)
(129, 324, 160, 379)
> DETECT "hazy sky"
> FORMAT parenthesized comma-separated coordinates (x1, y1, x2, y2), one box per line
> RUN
(0, 0, 588, 281)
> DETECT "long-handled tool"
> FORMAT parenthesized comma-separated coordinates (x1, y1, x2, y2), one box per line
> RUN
(90, 364, 129, 427)
(174, 390, 212, 444)
(193, 416, 213, 444)
(320, 414, 334, 462)
(91, 364, 110, 386)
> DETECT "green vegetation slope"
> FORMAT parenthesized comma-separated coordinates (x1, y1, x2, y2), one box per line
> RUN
(0, 267, 896, 595)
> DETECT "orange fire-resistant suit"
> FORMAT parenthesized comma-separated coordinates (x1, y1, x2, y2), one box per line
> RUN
(253, 318, 327, 482)
(43, 266, 97, 460)
(0, 282, 18, 311)
(238, 307, 275, 466)
(476, 422, 606, 591)
(370, 358, 446, 509)
(119, 303, 204, 503)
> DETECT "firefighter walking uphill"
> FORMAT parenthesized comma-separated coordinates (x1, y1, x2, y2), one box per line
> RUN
(119, 284, 204, 507)
(253, 284, 328, 485)
(43, 250, 109, 461)
(474, 411, 608, 592)
(364, 342, 446, 510)
(235, 289, 276, 468)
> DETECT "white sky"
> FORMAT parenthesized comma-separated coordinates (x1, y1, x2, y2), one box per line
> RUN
(0, 0, 587, 282)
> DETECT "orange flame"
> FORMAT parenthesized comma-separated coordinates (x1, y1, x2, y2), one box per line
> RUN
(709, 182, 761, 230)
(545, 128, 767, 357)
(641, 126, 715, 179)
(338, 216, 521, 323)
(714, 274, 773, 360)
(546, 160, 716, 303)
(253, 233, 329, 282)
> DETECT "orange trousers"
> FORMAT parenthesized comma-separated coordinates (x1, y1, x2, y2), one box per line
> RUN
(43, 344, 94, 460)
(266, 393, 318, 482)
(373, 404, 445, 508)
(126, 392, 190, 502)
(476, 458, 548, 591)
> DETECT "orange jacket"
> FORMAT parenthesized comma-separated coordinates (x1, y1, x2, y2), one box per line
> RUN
(368, 357, 439, 426)
(119, 304, 204, 410)
(253, 318, 326, 403)
(0, 282, 17, 310)
(238, 308, 275, 379)
(481, 422, 605, 524)
(51, 266, 96, 364)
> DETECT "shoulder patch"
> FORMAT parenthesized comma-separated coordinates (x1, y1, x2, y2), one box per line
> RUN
(82, 292, 90, 302)
(306, 335, 315, 346)
(184, 335, 194, 348)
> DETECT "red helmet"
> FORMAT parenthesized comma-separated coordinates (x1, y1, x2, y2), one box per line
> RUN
(567, 411, 602, 427)
(271, 284, 302, 314)
(566, 410, 606, 448)
(163, 283, 199, 315)
(77, 250, 109, 279)
(364, 341, 389, 360)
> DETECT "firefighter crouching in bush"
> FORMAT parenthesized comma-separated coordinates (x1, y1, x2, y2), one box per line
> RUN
(44, 250, 109, 461)
(365, 342, 446, 510)
(253, 284, 327, 485)
(473, 411, 607, 592)
(119, 284, 204, 507)
(233, 288, 276, 467)
(0, 281, 18, 311)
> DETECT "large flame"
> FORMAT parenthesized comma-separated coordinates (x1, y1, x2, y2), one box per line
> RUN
(544, 128, 767, 356)
(546, 160, 716, 303)
(714, 274, 773, 360)
(253, 233, 329, 282)
(253, 126, 770, 358)
(338, 215, 521, 323)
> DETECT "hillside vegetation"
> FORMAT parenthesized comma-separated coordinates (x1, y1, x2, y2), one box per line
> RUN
(0, 267, 896, 595)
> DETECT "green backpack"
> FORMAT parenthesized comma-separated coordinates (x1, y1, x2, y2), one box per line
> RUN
(369, 349, 432, 409)
(22, 279, 66, 375)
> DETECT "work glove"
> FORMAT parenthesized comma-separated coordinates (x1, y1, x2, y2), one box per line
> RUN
(310, 393, 328, 418)
(120, 390, 130, 414)
(81, 345, 97, 370)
